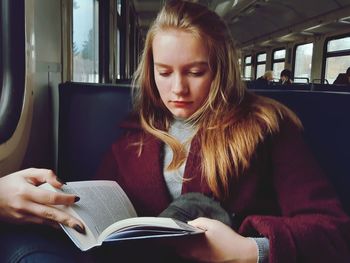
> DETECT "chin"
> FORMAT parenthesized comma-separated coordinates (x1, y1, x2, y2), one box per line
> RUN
(172, 112, 192, 119)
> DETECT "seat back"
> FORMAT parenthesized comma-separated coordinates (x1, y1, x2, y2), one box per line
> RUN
(254, 90, 350, 214)
(312, 83, 350, 93)
(58, 82, 132, 181)
(58, 83, 350, 214)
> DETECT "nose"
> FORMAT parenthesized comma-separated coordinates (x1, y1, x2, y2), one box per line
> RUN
(172, 73, 189, 96)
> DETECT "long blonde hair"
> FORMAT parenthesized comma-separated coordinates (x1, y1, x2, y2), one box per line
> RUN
(132, 0, 301, 199)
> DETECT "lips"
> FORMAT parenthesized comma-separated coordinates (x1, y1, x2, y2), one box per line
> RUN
(170, 101, 193, 107)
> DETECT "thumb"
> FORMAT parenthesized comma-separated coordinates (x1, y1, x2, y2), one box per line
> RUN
(24, 168, 64, 188)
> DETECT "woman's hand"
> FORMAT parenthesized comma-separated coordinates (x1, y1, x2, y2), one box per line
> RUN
(0, 168, 85, 233)
(176, 217, 257, 263)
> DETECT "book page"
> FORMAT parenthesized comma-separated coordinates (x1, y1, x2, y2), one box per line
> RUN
(41, 181, 203, 251)
(99, 217, 202, 242)
(40, 180, 137, 250)
(61, 181, 137, 238)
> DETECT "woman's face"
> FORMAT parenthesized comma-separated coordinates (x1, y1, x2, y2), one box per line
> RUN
(281, 75, 289, 82)
(152, 29, 213, 119)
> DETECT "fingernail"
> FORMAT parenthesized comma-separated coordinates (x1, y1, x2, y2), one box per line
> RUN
(57, 177, 67, 185)
(73, 224, 85, 234)
(74, 196, 80, 202)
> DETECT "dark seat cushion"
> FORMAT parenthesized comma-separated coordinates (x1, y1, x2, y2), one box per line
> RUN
(58, 82, 132, 181)
(58, 83, 350, 215)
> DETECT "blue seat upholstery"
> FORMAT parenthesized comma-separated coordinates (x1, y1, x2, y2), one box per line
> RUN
(58, 82, 132, 182)
(311, 83, 350, 92)
(270, 83, 311, 90)
(57, 82, 350, 215)
(246, 81, 311, 90)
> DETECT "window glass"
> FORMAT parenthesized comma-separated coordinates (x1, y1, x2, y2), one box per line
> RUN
(116, 28, 121, 79)
(244, 65, 252, 79)
(73, 0, 99, 82)
(244, 56, 252, 79)
(273, 49, 286, 60)
(256, 64, 266, 78)
(117, 0, 122, 15)
(325, 55, 350, 84)
(256, 53, 266, 78)
(294, 43, 313, 82)
(325, 36, 350, 83)
(273, 62, 285, 79)
(238, 58, 242, 77)
(257, 53, 266, 62)
(327, 37, 350, 52)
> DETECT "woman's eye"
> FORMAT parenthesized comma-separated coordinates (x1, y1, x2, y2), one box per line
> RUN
(159, 72, 171, 77)
(189, 71, 205, 77)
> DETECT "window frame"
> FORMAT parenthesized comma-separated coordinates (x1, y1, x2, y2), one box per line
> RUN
(72, 0, 100, 83)
(0, 0, 26, 143)
(322, 33, 350, 84)
(272, 48, 286, 79)
(292, 42, 314, 83)
(255, 52, 267, 79)
(272, 48, 286, 65)
(99, 0, 110, 83)
(244, 55, 253, 80)
(117, 0, 127, 79)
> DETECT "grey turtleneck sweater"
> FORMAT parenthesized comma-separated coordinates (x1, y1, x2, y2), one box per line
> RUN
(162, 118, 269, 263)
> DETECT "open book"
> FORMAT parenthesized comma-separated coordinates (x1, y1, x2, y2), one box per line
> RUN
(41, 180, 203, 251)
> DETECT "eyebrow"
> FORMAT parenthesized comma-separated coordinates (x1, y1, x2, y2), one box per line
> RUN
(154, 61, 209, 68)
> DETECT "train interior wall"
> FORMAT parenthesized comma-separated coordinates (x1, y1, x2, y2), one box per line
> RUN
(21, 0, 62, 172)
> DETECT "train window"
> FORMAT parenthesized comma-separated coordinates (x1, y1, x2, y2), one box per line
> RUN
(256, 53, 267, 78)
(244, 56, 252, 79)
(117, 0, 122, 15)
(238, 58, 242, 76)
(72, 0, 99, 83)
(0, 0, 25, 143)
(325, 36, 350, 84)
(272, 49, 286, 79)
(327, 37, 350, 52)
(294, 43, 313, 83)
(116, 28, 121, 79)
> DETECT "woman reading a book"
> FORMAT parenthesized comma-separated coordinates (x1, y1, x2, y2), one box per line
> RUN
(97, 0, 350, 262)
(0, 0, 350, 262)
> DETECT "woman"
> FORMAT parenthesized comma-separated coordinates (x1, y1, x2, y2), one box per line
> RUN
(279, 69, 293, 85)
(1, 1, 349, 262)
(97, 0, 350, 262)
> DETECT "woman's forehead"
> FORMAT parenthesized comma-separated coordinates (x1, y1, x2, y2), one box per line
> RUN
(152, 29, 209, 63)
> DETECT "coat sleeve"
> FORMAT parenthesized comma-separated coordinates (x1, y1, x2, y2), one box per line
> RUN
(238, 120, 350, 263)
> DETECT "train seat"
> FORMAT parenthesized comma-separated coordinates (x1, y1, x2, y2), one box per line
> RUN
(58, 82, 132, 182)
(57, 83, 350, 215)
(311, 83, 350, 92)
(246, 80, 311, 91)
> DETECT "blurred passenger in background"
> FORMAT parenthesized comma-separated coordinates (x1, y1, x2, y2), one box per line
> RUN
(254, 70, 274, 88)
(279, 69, 293, 85)
(333, 67, 350, 85)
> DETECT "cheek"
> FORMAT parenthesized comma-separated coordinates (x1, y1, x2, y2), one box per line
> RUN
(197, 79, 212, 102)
(154, 77, 169, 102)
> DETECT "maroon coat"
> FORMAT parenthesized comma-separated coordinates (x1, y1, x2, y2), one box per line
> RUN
(97, 117, 350, 263)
